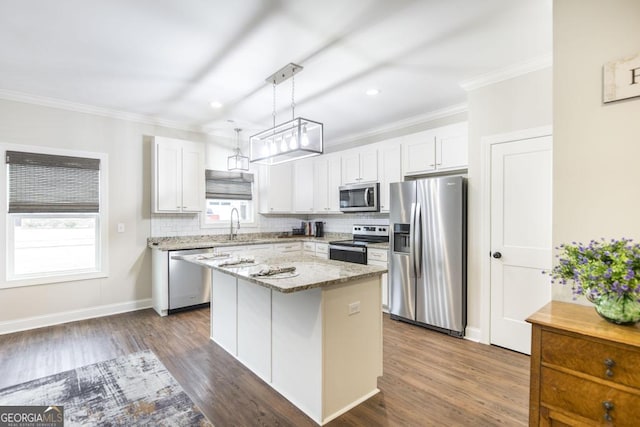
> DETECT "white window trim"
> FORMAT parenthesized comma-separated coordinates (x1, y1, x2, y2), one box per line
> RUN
(0, 143, 109, 289)
(199, 201, 258, 229)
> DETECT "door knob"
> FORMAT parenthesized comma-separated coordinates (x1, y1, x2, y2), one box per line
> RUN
(492, 252, 502, 259)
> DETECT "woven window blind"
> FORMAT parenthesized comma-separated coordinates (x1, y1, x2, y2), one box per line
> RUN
(6, 151, 100, 213)
(205, 170, 253, 200)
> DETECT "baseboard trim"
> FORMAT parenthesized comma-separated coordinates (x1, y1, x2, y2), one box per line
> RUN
(464, 326, 482, 343)
(0, 298, 153, 335)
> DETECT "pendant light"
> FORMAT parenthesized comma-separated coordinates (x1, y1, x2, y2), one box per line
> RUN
(227, 128, 249, 171)
(249, 63, 323, 165)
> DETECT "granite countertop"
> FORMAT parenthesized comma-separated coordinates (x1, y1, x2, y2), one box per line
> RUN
(178, 251, 387, 293)
(147, 232, 389, 251)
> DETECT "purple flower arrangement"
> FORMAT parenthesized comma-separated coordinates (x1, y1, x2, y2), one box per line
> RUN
(549, 238, 640, 302)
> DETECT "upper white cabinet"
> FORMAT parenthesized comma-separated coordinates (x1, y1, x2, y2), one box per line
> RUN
(313, 153, 342, 213)
(342, 148, 378, 184)
(152, 136, 205, 213)
(402, 122, 468, 176)
(258, 163, 292, 213)
(377, 140, 402, 212)
(293, 158, 315, 213)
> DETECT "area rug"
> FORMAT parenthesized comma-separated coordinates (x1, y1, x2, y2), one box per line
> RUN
(0, 350, 212, 426)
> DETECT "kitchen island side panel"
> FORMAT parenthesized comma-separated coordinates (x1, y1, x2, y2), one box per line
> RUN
(271, 288, 323, 424)
(322, 276, 382, 423)
(210, 269, 237, 355)
(237, 278, 272, 383)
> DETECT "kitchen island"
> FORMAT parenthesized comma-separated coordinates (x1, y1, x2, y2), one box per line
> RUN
(182, 250, 386, 425)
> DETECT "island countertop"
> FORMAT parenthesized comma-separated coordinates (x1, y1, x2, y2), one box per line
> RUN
(179, 251, 387, 293)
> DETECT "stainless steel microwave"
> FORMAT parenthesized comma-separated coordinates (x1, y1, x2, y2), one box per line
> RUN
(339, 182, 380, 212)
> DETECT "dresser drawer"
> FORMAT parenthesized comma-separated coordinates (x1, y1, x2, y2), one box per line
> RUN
(541, 367, 640, 425)
(541, 330, 640, 388)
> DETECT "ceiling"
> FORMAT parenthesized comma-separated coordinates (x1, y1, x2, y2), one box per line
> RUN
(0, 0, 551, 147)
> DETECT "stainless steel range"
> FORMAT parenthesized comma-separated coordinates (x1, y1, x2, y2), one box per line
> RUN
(329, 225, 389, 264)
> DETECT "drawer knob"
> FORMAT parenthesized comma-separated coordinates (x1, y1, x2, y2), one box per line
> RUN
(604, 358, 616, 377)
(602, 400, 614, 422)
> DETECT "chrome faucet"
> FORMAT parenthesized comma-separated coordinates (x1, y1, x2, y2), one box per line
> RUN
(230, 207, 240, 240)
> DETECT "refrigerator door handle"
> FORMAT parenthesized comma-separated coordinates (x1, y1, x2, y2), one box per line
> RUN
(409, 202, 416, 278)
(414, 203, 422, 278)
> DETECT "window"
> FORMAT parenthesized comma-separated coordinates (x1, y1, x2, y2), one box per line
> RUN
(2, 148, 108, 286)
(202, 170, 254, 226)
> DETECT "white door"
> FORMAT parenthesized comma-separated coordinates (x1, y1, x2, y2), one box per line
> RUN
(490, 135, 552, 355)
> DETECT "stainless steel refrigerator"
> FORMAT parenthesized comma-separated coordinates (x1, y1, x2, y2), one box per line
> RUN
(389, 176, 466, 337)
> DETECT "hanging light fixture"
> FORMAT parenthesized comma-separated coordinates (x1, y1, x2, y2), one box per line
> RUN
(227, 128, 249, 171)
(250, 63, 323, 165)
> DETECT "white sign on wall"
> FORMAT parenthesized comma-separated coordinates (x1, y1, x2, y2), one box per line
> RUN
(603, 52, 640, 103)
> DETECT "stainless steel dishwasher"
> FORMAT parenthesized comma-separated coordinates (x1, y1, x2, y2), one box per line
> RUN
(168, 248, 213, 314)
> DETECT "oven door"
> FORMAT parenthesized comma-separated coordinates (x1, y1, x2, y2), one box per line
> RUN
(339, 183, 379, 212)
(329, 244, 367, 264)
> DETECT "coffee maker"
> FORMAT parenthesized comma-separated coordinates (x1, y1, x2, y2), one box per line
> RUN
(314, 221, 324, 237)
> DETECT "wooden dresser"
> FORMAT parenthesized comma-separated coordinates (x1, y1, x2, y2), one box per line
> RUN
(527, 301, 640, 426)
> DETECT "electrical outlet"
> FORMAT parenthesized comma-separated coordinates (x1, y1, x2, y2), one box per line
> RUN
(117, 223, 125, 233)
(348, 301, 360, 315)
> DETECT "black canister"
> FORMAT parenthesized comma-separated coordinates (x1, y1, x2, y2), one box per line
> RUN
(314, 221, 324, 237)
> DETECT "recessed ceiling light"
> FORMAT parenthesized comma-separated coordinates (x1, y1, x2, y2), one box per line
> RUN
(365, 88, 380, 96)
(210, 101, 223, 109)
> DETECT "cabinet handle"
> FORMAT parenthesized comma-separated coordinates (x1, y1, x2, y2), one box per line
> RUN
(604, 358, 616, 377)
(602, 400, 614, 422)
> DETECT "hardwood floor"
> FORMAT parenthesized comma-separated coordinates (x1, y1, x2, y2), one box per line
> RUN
(0, 309, 530, 426)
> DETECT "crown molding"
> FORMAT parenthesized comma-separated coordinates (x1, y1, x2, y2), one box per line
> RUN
(329, 102, 468, 147)
(459, 54, 552, 92)
(0, 89, 200, 132)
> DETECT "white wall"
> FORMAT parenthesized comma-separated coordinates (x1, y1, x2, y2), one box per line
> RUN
(0, 98, 205, 326)
(553, 0, 640, 301)
(466, 68, 553, 334)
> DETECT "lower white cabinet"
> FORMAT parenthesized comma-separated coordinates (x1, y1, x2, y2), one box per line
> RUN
(315, 243, 328, 259)
(274, 242, 302, 253)
(303, 241, 329, 258)
(368, 248, 389, 312)
(303, 241, 316, 255)
(224, 244, 273, 254)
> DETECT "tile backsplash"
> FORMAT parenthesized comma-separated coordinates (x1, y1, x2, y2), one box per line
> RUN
(150, 212, 389, 237)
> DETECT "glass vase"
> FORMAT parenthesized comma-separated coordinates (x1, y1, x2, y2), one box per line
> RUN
(589, 293, 640, 325)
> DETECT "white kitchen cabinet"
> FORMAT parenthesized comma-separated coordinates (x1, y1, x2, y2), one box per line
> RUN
(152, 136, 205, 213)
(313, 154, 342, 213)
(402, 122, 468, 176)
(303, 241, 316, 255)
(436, 122, 468, 170)
(274, 242, 302, 253)
(258, 163, 293, 213)
(377, 140, 402, 212)
(368, 248, 389, 312)
(303, 241, 329, 258)
(224, 244, 273, 254)
(315, 243, 328, 259)
(293, 158, 315, 213)
(342, 148, 378, 184)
